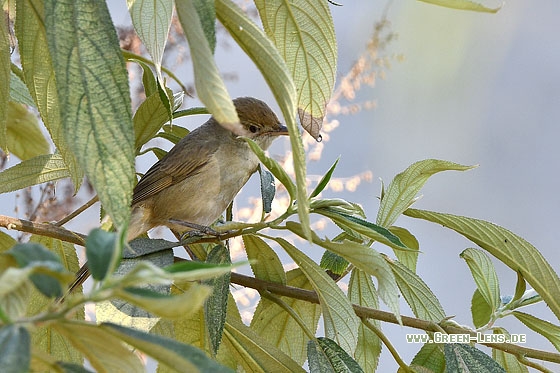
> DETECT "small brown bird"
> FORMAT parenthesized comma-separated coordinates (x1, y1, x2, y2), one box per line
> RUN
(69, 97, 287, 293)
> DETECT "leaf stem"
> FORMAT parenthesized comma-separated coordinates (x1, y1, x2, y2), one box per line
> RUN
(361, 318, 413, 372)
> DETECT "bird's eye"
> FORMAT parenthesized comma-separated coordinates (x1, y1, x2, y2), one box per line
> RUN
(249, 125, 258, 133)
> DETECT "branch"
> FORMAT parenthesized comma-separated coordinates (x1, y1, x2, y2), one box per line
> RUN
(0, 214, 85, 246)
(230, 271, 560, 365)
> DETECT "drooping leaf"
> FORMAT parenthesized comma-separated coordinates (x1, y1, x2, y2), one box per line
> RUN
(386, 257, 446, 323)
(243, 234, 286, 285)
(0, 153, 70, 194)
(134, 91, 177, 151)
(388, 226, 420, 272)
(216, 0, 310, 241)
(271, 236, 360, 354)
(404, 208, 560, 321)
(127, 0, 173, 78)
(378, 159, 475, 228)
(176, 0, 242, 136)
(255, 0, 337, 140)
(259, 167, 276, 214)
(16, 0, 83, 189)
(204, 245, 231, 356)
(251, 269, 320, 365)
(45, 0, 135, 229)
(460, 248, 501, 312)
(418, 0, 502, 13)
(348, 269, 381, 373)
(513, 311, 560, 352)
(222, 318, 305, 372)
(6, 102, 50, 160)
(444, 343, 505, 372)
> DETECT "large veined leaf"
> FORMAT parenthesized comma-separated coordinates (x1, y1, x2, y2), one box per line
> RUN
(9, 71, 35, 107)
(255, 0, 337, 140)
(404, 208, 560, 321)
(127, 0, 173, 79)
(460, 248, 501, 312)
(418, 0, 502, 13)
(0, 154, 70, 194)
(45, 0, 135, 229)
(176, 0, 242, 136)
(377, 159, 475, 228)
(15, 0, 83, 189)
(216, 0, 311, 241)
(271, 237, 360, 355)
(0, 9, 10, 152)
(513, 311, 560, 352)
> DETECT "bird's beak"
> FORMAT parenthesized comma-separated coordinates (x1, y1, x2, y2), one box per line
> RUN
(273, 124, 289, 136)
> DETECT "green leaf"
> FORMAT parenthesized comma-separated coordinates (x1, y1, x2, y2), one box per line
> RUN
(251, 269, 321, 365)
(316, 337, 364, 373)
(32, 325, 84, 368)
(491, 328, 529, 373)
(513, 311, 560, 351)
(127, 0, 173, 77)
(0, 267, 33, 320)
(444, 343, 505, 372)
(244, 137, 297, 199)
(16, 0, 83, 189)
(102, 322, 234, 372)
(6, 102, 50, 160)
(0, 325, 31, 373)
(222, 318, 305, 372)
(409, 343, 445, 373)
(193, 0, 217, 53)
(54, 321, 144, 373)
(388, 226, 420, 272)
(0, 9, 10, 153)
(85, 228, 118, 281)
(116, 285, 211, 319)
(243, 234, 286, 285)
(255, 0, 337, 140)
(310, 158, 340, 198)
(7, 243, 66, 298)
(204, 245, 231, 356)
(9, 71, 35, 107)
(404, 208, 560, 321)
(377, 159, 475, 228)
(134, 91, 175, 151)
(0, 153, 70, 194)
(471, 289, 492, 328)
(418, 0, 502, 13)
(348, 269, 381, 373)
(136, 60, 158, 97)
(176, 0, 242, 136)
(386, 257, 446, 323)
(307, 339, 333, 373)
(317, 210, 411, 253)
(216, 0, 310, 241)
(287, 221, 401, 325)
(320, 250, 349, 276)
(460, 248, 501, 311)
(45, 0, 135, 229)
(259, 167, 276, 214)
(0, 231, 16, 252)
(511, 271, 526, 305)
(271, 236, 360, 354)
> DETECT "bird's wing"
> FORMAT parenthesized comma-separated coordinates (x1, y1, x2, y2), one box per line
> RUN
(131, 140, 215, 205)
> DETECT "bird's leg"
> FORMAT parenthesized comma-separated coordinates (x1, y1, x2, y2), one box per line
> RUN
(169, 219, 225, 241)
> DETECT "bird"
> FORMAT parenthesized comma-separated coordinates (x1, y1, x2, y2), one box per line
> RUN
(68, 97, 288, 294)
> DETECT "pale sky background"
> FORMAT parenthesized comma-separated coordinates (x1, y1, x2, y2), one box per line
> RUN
(3, 0, 560, 371)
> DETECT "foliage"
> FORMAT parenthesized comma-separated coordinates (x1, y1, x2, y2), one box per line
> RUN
(1, 0, 559, 372)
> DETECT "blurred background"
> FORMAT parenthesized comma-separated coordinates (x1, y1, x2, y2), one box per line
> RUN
(3, 0, 559, 371)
